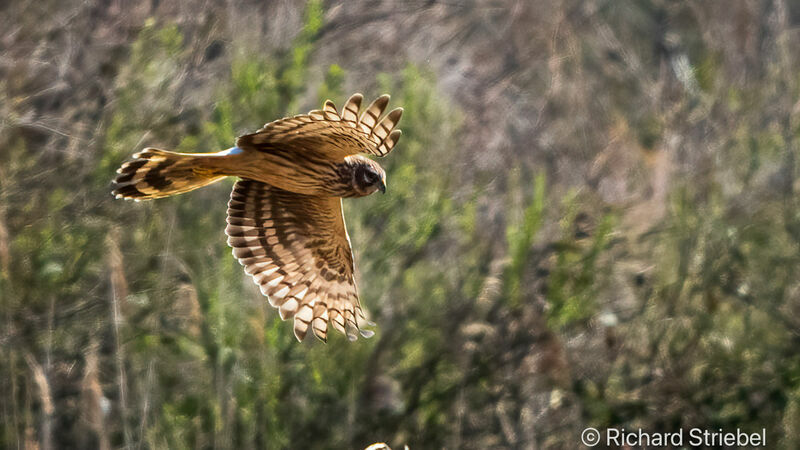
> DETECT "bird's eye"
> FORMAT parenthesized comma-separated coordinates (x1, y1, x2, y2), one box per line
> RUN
(360, 169, 376, 185)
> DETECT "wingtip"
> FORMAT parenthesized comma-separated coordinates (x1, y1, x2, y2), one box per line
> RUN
(323, 99, 338, 114)
(375, 94, 390, 107)
(348, 92, 364, 104)
(386, 107, 403, 120)
(359, 329, 375, 338)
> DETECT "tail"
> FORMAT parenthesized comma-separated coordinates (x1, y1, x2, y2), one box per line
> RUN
(112, 148, 228, 201)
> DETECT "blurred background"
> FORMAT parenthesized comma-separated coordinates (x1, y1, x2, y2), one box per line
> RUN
(2, 0, 800, 448)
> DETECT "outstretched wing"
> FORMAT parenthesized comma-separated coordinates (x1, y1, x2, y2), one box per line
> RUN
(225, 179, 374, 341)
(236, 93, 403, 159)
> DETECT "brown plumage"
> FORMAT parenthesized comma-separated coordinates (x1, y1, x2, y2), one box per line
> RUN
(111, 94, 403, 341)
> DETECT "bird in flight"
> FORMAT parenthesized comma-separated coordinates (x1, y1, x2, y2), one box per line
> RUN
(111, 94, 402, 342)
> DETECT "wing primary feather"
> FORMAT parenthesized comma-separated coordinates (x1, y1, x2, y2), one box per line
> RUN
(312, 302, 329, 342)
(368, 107, 403, 145)
(341, 93, 363, 125)
(323, 100, 338, 115)
(358, 95, 390, 134)
(377, 129, 402, 156)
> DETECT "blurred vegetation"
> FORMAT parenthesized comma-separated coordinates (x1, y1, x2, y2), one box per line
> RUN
(2, 0, 800, 449)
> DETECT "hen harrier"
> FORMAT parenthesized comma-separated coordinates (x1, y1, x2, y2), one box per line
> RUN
(111, 94, 402, 342)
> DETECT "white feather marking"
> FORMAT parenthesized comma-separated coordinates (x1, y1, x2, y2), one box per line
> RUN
(296, 305, 312, 323)
(260, 265, 279, 277)
(266, 275, 284, 287)
(272, 285, 290, 299)
(279, 298, 298, 319)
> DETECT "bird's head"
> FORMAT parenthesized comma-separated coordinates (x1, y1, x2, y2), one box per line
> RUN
(347, 155, 386, 197)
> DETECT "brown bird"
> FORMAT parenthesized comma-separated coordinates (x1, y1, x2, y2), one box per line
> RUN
(111, 94, 403, 342)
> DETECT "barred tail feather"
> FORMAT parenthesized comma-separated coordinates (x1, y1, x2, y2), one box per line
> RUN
(112, 148, 226, 200)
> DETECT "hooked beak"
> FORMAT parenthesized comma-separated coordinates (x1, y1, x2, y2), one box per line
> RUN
(378, 178, 386, 194)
